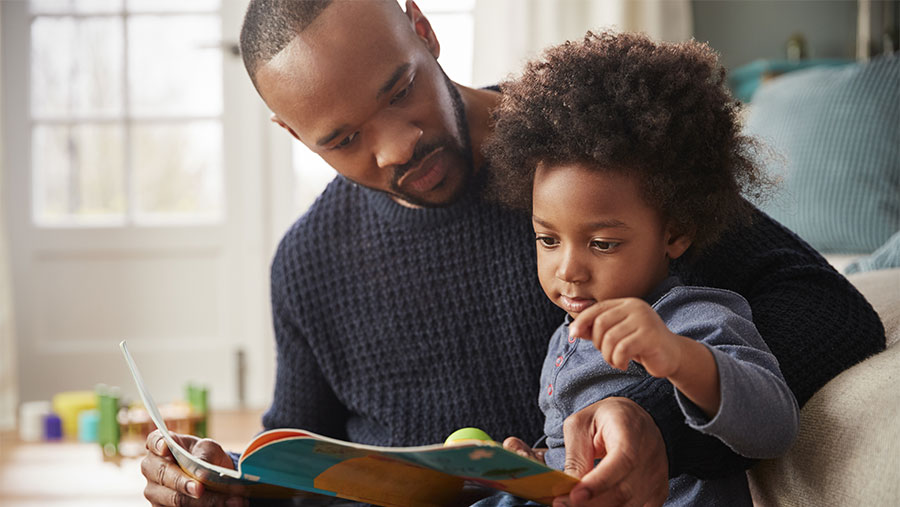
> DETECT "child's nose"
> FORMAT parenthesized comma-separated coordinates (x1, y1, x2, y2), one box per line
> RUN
(556, 250, 589, 284)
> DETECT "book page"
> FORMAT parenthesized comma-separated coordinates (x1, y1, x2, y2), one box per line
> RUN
(119, 341, 246, 485)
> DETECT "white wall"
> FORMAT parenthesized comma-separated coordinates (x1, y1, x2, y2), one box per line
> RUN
(0, 2, 19, 431)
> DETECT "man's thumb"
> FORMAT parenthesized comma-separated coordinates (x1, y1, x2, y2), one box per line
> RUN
(562, 424, 598, 479)
(193, 438, 235, 469)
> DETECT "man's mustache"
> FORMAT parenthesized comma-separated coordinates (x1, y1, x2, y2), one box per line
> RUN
(392, 138, 449, 186)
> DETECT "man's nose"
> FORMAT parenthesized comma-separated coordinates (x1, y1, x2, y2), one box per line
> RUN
(556, 248, 589, 284)
(373, 115, 423, 169)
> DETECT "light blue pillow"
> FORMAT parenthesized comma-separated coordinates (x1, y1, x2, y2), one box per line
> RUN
(845, 230, 900, 274)
(745, 55, 900, 254)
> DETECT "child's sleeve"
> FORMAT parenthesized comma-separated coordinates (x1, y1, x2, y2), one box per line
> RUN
(657, 287, 800, 459)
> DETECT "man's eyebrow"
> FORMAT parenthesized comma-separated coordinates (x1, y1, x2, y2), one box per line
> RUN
(315, 63, 412, 147)
(377, 63, 411, 100)
(316, 124, 350, 147)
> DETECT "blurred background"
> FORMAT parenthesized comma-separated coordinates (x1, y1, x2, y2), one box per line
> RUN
(0, 0, 897, 504)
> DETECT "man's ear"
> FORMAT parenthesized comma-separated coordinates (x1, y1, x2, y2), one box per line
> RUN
(404, 0, 440, 59)
(664, 223, 694, 260)
(270, 113, 301, 142)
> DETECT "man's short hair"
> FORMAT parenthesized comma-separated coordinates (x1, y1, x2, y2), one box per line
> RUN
(239, 0, 334, 89)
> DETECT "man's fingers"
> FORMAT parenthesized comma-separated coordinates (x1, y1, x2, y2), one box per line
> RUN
(142, 454, 202, 499)
(144, 481, 242, 507)
(146, 430, 172, 457)
(559, 398, 668, 507)
(561, 414, 601, 479)
(502, 436, 529, 453)
(584, 429, 637, 493)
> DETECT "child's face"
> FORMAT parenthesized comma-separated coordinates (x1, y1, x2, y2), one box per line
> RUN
(532, 162, 689, 318)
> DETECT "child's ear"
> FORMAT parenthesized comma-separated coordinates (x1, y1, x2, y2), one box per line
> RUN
(664, 224, 694, 260)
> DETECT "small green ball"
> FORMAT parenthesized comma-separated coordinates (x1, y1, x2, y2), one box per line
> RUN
(444, 427, 494, 445)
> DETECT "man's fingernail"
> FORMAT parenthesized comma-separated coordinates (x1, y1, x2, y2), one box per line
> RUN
(186, 481, 199, 497)
(571, 488, 592, 503)
(156, 439, 165, 452)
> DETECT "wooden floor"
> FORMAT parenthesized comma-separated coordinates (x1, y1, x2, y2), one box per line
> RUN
(0, 409, 264, 506)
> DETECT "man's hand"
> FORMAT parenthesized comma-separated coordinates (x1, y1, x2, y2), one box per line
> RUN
(570, 298, 682, 378)
(502, 436, 547, 464)
(141, 430, 249, 507)
(554, 397, 668, 507)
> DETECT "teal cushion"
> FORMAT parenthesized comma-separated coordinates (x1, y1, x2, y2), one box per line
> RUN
(845, 230, 900, 274)
(729, 58, 852, 103)
(745, 55, 900, 253)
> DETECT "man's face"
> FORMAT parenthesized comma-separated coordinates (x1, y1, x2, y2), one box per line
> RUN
(254, 1, 473, 207)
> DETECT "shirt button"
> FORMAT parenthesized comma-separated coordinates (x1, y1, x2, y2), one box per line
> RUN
(555, 355, 563, 367)
(568, 334, 577, 343)
(547, 384, 553, 396)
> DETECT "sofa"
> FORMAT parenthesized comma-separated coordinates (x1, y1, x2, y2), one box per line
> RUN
(748, 267, 900, 506)
(735, 53, 900, 505)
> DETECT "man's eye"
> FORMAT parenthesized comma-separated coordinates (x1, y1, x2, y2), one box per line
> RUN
(332, 132, 358, 150)
(591, 240, 619, 251)
(390, 82, 413, 105)
(536, 236, 558, 248)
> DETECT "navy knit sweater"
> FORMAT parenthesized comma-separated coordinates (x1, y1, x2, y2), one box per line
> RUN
(264, 175, 884, 479)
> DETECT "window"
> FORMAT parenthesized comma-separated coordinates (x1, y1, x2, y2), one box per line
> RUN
(29, 0, 224, 226)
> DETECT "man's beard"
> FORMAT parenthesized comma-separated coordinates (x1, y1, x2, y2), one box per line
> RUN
(378, 69, 475, 208)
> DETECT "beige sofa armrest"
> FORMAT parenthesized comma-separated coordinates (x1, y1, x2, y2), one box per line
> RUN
(749, 268, 900, 506)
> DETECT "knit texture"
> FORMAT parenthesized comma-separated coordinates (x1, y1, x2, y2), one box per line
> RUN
(263, 176, 885, 480)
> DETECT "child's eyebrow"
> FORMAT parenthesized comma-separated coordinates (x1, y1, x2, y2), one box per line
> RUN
(532, 216, 630, 230)
(532, 216, 554, 228)
(586, 219, 630, 230)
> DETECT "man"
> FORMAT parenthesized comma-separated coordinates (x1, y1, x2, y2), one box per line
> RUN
(140, 1, 885, 506)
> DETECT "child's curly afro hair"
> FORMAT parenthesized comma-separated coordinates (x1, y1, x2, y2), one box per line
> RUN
(484, 30, 771, 251)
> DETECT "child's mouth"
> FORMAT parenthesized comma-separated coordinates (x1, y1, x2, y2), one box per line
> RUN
(559, 295, 596, 314)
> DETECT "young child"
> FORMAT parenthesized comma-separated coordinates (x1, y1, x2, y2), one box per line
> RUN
(483, 31, 799, 505)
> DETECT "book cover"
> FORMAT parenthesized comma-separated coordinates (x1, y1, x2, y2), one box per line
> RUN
(120, 340, 577, 506)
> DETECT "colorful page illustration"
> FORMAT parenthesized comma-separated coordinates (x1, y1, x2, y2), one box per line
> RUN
(119, 340, 577, 505)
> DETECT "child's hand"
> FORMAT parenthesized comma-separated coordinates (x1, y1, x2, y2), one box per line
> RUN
(569, 297, 683, 378)
(502, 436, 547, 464)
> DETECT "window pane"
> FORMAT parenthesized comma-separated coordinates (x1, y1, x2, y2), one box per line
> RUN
(131, 122, 223, 222)
(128, 15, 222, 116)
(32, 17, 123, 118)
(427, 13, 474, 86)
(33, 124, 126, 224)
(126, 0, 219, 12)
(30, 0, 123, 14)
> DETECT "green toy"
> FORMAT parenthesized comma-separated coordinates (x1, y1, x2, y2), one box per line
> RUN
(444, 427, 494, 445)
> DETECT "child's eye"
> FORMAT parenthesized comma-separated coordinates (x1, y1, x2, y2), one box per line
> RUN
(591, 240, 619, 251)
(535, 235, 558, 248)
(331, 132, 358, 151)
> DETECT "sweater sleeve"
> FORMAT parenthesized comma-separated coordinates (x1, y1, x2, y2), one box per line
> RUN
(261, 238, 351, 438)
(659, 288, 799, 459)
(677, 209, 885, 406)
(655, 207, 885, 477)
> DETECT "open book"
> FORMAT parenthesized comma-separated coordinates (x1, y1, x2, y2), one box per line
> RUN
(119, 341, 577, 506)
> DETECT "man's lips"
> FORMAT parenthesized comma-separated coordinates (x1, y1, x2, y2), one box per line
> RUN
(397, 147, 446, 193)
(559, 295, 597, 314)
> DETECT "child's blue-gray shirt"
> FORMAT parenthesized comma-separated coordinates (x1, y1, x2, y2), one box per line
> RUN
(539, 277, 800, 506)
